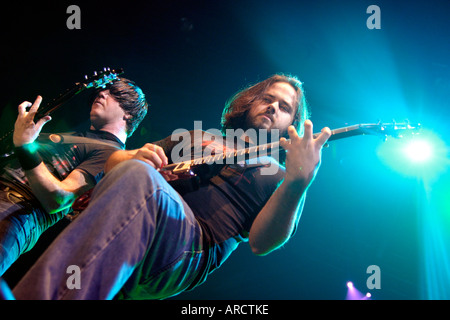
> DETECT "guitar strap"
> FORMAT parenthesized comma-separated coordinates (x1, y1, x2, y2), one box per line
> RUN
(37, 133, 124, 149)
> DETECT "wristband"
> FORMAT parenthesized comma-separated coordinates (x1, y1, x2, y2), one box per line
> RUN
(15, 143, 43, 170)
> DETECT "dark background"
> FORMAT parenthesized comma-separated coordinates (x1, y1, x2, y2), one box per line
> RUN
(1, 0, 449, 299)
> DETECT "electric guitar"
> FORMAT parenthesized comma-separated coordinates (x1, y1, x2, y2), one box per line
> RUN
(0, 67, 124, 158)
(71, 122, 419, 214)
(159, 122, 421, 194)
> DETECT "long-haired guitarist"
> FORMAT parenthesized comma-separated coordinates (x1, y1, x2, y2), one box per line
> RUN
(11, 74, 331, 300)
(0, 77, 148, 277)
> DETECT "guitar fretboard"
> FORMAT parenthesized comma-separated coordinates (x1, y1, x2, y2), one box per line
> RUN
(163, 122, 417, 173)
(166, 124, 369, 172)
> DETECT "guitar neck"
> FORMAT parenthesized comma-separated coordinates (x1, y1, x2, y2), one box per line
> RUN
(324, 124, 372, 141)
(0, 84, 86, 155)
(164, 124, 377, 173)
(36, 83, 86, 119)
(225, 124, 370, 159)
(0, 68, 124, 157)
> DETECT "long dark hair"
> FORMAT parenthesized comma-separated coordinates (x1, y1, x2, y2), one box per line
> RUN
(220, 74, 310, 137)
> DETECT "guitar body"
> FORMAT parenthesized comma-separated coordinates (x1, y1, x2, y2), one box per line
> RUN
(161, 162, 225, 195)
(164, 171, 201, 195)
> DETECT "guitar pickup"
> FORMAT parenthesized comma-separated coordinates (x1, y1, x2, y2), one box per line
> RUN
(172, 162, 192, 174)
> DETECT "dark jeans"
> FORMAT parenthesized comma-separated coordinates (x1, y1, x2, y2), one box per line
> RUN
(0, 183, 64, 276)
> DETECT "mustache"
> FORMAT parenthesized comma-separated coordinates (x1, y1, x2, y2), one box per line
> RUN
(259, 112, 274, 122)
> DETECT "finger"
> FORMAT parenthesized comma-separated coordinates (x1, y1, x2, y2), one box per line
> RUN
(135, 149, 163, 169)
(279, 137, 290, 150)
(143, 144, 168, 167)
(153, 145, 168, 167)
(302, 120, 313, 142)
(286, 125, 300, 142)
(145, 152, 163, 169)
(27, 96, 43, 118)
(315, 127, 332, 147)
(18, 101, 32, 116)
(142, 143, 158, 152)
(35, 116, 52, 132)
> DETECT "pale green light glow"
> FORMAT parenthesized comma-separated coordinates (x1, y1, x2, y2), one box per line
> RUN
(404, 139, 433, 163)
(377, 128, 450, 299)
(376, 129, 448, 184)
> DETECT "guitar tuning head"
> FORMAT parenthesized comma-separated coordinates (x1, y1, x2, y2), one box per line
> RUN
(412, 122, 422, 135)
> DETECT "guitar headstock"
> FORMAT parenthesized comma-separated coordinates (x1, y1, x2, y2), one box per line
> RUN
(82, 67, 124, 89)
(0, 67, 125, 158)
(325, 121, 421, 143)
(360, 121, 421, 139)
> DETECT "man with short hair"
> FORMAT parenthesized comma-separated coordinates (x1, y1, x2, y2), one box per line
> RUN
(0, 77, 148, 276)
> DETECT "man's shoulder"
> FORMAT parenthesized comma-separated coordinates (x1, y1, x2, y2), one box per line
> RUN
(67, 131, 125, 149)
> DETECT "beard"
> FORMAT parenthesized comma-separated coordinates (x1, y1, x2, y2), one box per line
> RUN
(243, 113, 289, 137)
(243, 114, 289, 141)
(244, 112, 270, 130)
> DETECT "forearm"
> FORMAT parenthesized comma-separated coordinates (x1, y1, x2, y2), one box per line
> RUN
(104, 150, 136, 173)
(249, 179, 307, 256)
(104, 144, 168, 173)
(248, 122, 331, 256)
(25, 163, 78, 213)
(12, 96, 90, 213)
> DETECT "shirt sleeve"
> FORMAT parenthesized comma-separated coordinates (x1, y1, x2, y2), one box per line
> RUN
(75, 145, 121, 183)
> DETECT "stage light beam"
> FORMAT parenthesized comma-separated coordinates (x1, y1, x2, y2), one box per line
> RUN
(345, 281, 372, 300)
(404, 139, 433, 163)
(377, 128, 448, 182)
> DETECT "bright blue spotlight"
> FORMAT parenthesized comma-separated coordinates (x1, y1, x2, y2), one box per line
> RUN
(404, 139, 432, 163)
(377, 128, 447, 182)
